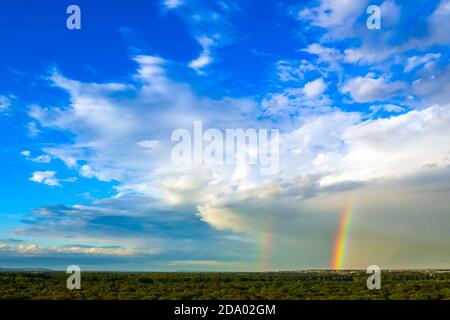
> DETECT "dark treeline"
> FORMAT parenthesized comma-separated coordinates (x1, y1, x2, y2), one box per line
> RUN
(0, 271, 448, 300)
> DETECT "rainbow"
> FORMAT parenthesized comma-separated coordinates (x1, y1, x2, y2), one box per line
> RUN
(260, 232, 272, 272)
(331, 205, 354, 270)
(259, 224, 273, 272)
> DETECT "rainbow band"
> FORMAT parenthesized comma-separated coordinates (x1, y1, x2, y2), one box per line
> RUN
(259, 220, 274, 272)
(260, 231, 273, 272)
(331, 205, 354, 270)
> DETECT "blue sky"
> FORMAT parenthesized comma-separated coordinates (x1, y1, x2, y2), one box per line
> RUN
(1, 0, 450, 271)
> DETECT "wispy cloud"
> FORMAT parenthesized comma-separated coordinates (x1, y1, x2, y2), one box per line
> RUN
(0, 95, 11, 113)
(0, 242, 158, 257)
(188, 36, 216, 74)
(163, 0, 184, 10)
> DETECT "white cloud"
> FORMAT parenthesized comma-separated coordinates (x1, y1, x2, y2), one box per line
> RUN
(21, 151, 52, 163)
(170, 260, 236, 267)
(20, 150, 31, 157)
(303, 44, 342, 63)
(188, 104, 450, 262)
(298, 0, 369, 37)
(302, 44, 345, 76)
(29, 171, 60, 187)
(188, 36, 215, 74)
(0, 95, 11, 113)
(299, 0, 448, 73)
(261, 93, 290, 115)
(261, 88, 332, 117)
(303, 78, 327, 98)
(426, 0, 450, 45)
(370, 104, 405, 114)
(159, 0, 237, 76)
(262, 75, 330, 117)
(79, 164, 110, 181)
(31, 154, 52, 163)
(380, 0, 401, 25)
(317, 104, 450, 185)
(412, 65, 450, 105)
(53, 245, 158, 256)
(197, 205, 247, 233)
(137, 140, 162, 152)
(27, 121, 42, 137)
(17, 244, 40, 255)
(0, 242, 157, 256)
(189, 54, 212, 71)
(276, 59, 316, 82)
(343, 48, 363, 64)
(30, 55, 261, 191)
(404, 53, 441, 72)
(341, 76, 405, 103)
(163, 0, 183, 9)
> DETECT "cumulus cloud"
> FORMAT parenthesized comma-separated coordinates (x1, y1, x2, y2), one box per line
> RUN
(317, 104, 450, 185)
(341, 76, 406, 103)
(27, 55, 450, 194)
(29, 55, 261, 191)
(303, 78, 327, 98)
(29, 171, 60, 187)
(426, 0, 450, 45)
(261, 88, 331, 117)
(303, 0, 445, 69)
(412, 65, 450, 105)
(261, 93, 290, 116)
(17, 49, 450, 269)
(298, 0, 369, 37)
(185, 104, 450, 268)
(261, 77, 330, 117)
(303, 44, 342, 63)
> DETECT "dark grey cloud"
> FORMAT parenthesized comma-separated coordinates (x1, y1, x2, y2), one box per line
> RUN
(10, 195, 255, 270)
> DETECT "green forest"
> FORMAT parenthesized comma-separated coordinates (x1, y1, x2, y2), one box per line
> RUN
(0, 270, 448, 300)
